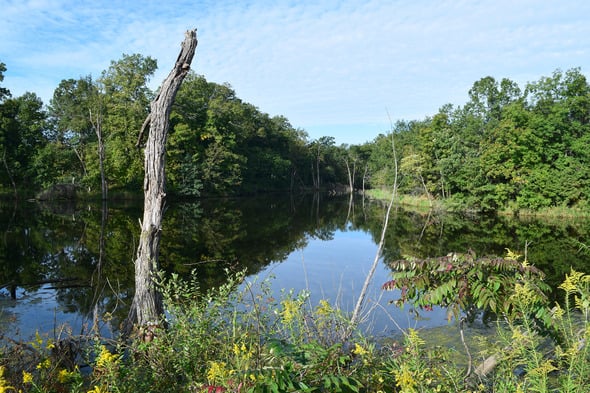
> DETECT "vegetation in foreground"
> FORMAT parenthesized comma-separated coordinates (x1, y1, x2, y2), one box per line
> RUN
(1, 252, 590, 393)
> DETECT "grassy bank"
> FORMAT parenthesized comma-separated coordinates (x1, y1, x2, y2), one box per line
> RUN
(365, 188, 590, 219)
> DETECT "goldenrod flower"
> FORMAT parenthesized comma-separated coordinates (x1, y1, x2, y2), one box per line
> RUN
(406, 328, 425, 348)
(511, 282, 535, 305)
(206, 361, 232, 384)
(505, 249, 522, 261)
(36, 359, 51, 370)
(352, 343, 369, 357)
(551, 304, 565, 320)
(559, 269, 585, 294)
(394, 363, 417, 392)
(22, 371, 33, 384)
(280, 299, 299, 324)
(529, 360, 558, 376)
(95, 345, 120, 369)
(31, 331, 44, 350)
(0, 366, 15, 392)
(233, 342, 253, 360)
(315, 299, 333, 316)
(58, 368, 75, 384)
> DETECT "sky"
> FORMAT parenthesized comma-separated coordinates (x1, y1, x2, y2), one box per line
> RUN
(1, 0, 589, 145)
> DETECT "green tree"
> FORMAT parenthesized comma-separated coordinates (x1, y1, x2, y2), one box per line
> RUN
(169, 73, 312, 196)
(308, 136, 338, 190)
(0, 62, 9, 101)
(46, 76, 97, 187)
(517, 68, 590, 208)
(168, 75, 248, 195)
(100, 53, 157, 189)
(0, 91, 48, 191)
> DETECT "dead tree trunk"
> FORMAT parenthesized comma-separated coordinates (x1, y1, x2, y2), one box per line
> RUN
(125, 29, 198, 335)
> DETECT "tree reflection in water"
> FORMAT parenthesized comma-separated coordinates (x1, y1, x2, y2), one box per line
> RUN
(1, 195, 589, 339)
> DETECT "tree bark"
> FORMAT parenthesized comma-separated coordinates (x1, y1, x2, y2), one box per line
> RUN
(125, 29, 198, 335)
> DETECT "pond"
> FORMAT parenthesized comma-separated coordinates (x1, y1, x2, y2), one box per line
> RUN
(1, 194, 589, 340)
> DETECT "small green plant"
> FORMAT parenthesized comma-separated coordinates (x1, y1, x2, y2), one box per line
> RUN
(474, 269, 590, 393)
(382, 249, 552, 328)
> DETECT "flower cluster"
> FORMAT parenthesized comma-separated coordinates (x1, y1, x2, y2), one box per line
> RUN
(95, 345, 120, 370)
(280, 299, 299, 325)
(0, 366, 15, 393)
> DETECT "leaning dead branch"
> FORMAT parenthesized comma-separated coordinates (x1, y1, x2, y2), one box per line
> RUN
(348, 111, 398, 336)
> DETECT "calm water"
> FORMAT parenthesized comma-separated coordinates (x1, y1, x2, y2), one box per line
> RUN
(1, 194, 589, 339)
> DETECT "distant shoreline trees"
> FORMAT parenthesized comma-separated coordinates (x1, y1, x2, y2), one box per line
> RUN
(1, 60, 589, 211)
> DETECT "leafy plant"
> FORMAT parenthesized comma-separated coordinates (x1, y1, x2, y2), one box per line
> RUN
(382, 249, 552, 328)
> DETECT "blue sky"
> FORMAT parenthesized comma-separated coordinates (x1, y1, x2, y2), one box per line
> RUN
(1, 0, 589, 145)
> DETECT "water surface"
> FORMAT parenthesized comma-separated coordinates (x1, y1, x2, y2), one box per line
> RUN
(1, 194, 589, 339)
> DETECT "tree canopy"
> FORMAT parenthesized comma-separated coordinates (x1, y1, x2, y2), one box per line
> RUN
(1, 57, 589, 211)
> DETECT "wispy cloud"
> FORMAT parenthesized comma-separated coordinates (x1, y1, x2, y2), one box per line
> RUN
(1, 0, 589, 144)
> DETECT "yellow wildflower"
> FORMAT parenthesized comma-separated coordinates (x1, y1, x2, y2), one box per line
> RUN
(22, 371, 33, 384)
(280, 299, 299, 324)
(0, 366, 15, 392)
(95, 345, 119, 369)
(57, 368, 75, 383)
(406, 328, 425, 348)
(315, 299, 333, 317)
(394, 363, 417, 392)
(36, 359, 51, 370)
(559, 269, 585, 294)
(233, 342, 253, 360)
(352, 343, 369, 357)
(510, 325, 532, 347)
(529, 360, 558, 376)
(87, 385, 104, 393)
(46, 339, 55, 350)
(511, 282, 535, 305)
(31, 331, 44, 350)
(505, 249, 522, 261)
(206, 361, 232, 384)
(551, 304, 564, 320)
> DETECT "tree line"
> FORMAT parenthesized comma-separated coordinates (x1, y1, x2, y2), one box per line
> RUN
(1, 57, 589, 210)
(378, 67, 590, 211)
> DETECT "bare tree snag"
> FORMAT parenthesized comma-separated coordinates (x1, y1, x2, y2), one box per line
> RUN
(125, 29, 198, 336)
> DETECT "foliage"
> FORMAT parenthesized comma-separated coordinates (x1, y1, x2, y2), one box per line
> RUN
(167, 73, 352, 196)
(4, 53, 590, 210)
(0, 328, 84, 393)
(477, 269, 590, 392)
(365, 68, 590, 212)
(0, 91, 48, 190)
(1, 266, 590, 392)
(382, 250, 553, 328)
